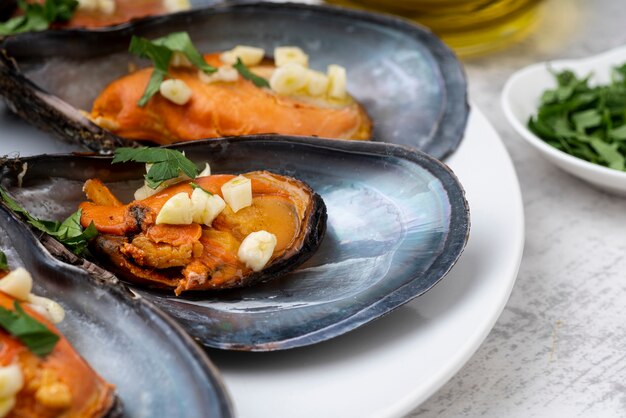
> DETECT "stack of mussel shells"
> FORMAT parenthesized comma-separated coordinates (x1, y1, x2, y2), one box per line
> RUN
(0, 2, 470, 417)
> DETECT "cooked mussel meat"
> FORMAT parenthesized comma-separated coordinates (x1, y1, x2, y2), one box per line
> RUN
(79, 171, 326, 295)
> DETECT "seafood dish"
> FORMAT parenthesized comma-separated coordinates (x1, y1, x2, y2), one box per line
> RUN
(0, 2, 467, 158)
(0, 265, 119, 417)
(78, 152, 327, 294)
(0, 137, 469, 350)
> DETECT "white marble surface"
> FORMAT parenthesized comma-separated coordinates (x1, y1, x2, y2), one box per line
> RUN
(411, 0, 626, 416)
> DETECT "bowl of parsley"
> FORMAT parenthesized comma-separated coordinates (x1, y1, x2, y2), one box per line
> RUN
(502, 45, 626, 195)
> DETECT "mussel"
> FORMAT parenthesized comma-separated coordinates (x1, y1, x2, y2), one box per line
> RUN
(79, 170, 327, 295)
(0, 136, 469, 351)
(0, 202, 233, 415)
(0, 2, 468, 158)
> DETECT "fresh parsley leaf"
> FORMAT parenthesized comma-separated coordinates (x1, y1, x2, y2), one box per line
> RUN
(190, 182, 213, 195)
(233, 58, 270, 88)
(153, 31, 216, 75)
(129, 32, 216, 106)
(0, 301, 59, 356)
(129, 36, 173, 107)
(113, 147, 199, 189)
(0, 0, 78, 36)
(0, 188, 96, 256)
(0, 251, 8, 272)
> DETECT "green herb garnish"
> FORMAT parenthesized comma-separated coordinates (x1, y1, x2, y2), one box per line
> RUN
(113, 147, 198, 189)
(129, 31, 217, 106)
(190, 182, 213, 195)
(0, 251, 8, 272)
(0, 0, 78, 36)
(233, 57, 270, 88)
(0, 188, 97, 256)
(528, 65, 626, 171)
(0, 301, 59, 356)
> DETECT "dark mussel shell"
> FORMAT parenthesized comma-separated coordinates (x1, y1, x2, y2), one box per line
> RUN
(0, 203, 233, 416)
(0, 136, 469, 351)
(0, 1, 468, 158)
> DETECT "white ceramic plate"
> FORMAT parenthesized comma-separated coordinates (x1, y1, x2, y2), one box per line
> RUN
(0, 105, 524, 417)
(502, 45, 626, 195)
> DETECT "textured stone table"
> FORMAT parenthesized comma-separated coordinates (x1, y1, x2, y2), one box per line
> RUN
(411, 0, 626, 416)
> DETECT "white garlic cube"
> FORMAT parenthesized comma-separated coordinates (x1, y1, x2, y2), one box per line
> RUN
(306, 70, 330, 96)
(0, 268, 33, 301)
(237, 231, 277, 272)
(164, 0, 191, 12)
(28, 294, 65, 324)
(274, 46, 309, 68)
(327, 64, 347, 99)
(98, 0, 115, 15)
(221, 46, 265, 67)
(0, 363, 23, 399)
(270, 63, 310, 95)
(156, 192, 193, 225)
(159, 79, 192, 105)
(191, 188, 226, 226)
(221, 176, 252, 213)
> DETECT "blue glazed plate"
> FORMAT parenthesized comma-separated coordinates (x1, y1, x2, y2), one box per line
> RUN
(0, 1, 468, 159)
(0, 205, 233, 417)
(0, 136, 469, 350)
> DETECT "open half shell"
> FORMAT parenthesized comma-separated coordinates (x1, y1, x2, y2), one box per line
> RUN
(0, 2, 468, 158)
(0, 136, 469, 350)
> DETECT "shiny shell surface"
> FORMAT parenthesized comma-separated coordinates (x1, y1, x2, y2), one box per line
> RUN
(0, 136, 469, 350)
(0, 2, 468, 158)
(0, 204, 233, 416)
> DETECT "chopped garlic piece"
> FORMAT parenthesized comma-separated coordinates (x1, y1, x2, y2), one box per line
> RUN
(156, 193, 193, 225)
(77, 0, 98, 12)
(98, 0, 115, 15)
(164, 0, 191, 12)
(0, 363, 23, 399)
(159, 79, 192, 105)
(28, 295, 65, 324)
(170, 51, 193, 68)
(270, 63, 310, 95)
(220, 46, 265, 66)
(198, 66, 239, 84)
(197, 163, 211, 177)
(221, 176, 252, 213)
(274, 46, 309, 67)
(306, 70, 330, 96)
(327, 64, 347, 99)
(238, 231, 277, 272)
(0, 268, 33, 301)
(134, 163, 191, 200)
(91, 115, 120, 131)
(191, 188, 226, 226)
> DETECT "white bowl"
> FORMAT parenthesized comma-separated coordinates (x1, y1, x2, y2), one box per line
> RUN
(502, 45, 626, 195)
